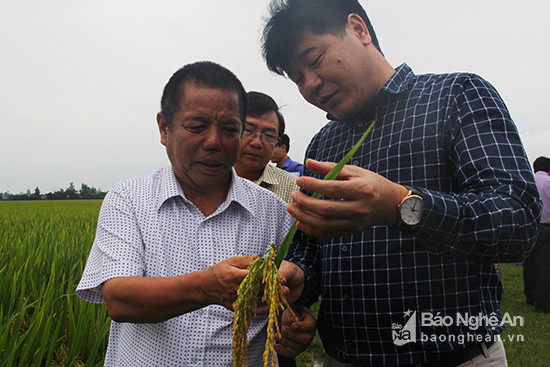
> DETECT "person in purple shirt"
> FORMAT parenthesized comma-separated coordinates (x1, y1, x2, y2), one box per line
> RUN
(272, 133, 304, 176)
(524, 156, 550, 313)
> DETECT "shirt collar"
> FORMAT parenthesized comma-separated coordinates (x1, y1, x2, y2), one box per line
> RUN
(254, 165, 279, 188)
(155, 166, 186, 211)
(281, 157, 292, 170)
(380, 63, 415, 95)
(156, 166, 255, 216)
(226, 168, 256, 216)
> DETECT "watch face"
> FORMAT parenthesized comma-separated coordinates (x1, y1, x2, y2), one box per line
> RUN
(400, 195, 423, 225)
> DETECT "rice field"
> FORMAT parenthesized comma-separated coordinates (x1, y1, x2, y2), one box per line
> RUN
(0, 200, 109, 366)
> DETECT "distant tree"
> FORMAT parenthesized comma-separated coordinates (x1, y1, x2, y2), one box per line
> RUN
(45, 188, 64, 200)
(33, 187, 41, 200)
(2, 182, 107, 200)
(80, 183, 90, 197)
(64, 182, 78, 199)
(79, 183, 106, 199)
(9, 190, 33, 200)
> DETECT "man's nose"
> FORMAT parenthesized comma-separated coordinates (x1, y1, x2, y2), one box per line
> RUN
(202, 127, 224, 149)
(303, 70, 323, 96)
(248, 132, 263, 147)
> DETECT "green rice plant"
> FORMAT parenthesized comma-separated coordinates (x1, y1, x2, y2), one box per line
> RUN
(0, 200, 110, 366)
(232, 120, 376, 366)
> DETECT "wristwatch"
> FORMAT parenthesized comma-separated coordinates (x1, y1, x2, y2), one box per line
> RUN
(397, 186, 424, 227)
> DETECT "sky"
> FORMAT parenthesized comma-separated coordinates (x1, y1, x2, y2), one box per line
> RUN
(1, 0, 548, 194)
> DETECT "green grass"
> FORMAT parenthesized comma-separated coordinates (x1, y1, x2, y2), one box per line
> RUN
(296, 263, 550, 366)
(499, 263, 550, 364)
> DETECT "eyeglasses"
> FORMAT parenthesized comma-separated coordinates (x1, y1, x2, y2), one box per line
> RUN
(242, 128, 280, 145)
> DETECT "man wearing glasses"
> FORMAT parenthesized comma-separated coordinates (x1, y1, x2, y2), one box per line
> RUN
(235, 91, 300, 204)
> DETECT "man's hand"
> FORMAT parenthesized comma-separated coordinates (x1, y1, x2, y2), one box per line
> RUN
(288, 159, 409, 238)
(274, 306, 317, 358)
(202, 255, 258, 310)
(279, 261, 306, 305)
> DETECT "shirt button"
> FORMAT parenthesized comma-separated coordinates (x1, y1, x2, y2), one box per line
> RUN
(352, 160, 359, 166)
(341, 245, 348, 253)
(357, 123, 364, 127)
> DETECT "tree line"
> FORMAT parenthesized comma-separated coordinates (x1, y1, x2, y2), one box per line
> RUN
(1, 183, 107, 201)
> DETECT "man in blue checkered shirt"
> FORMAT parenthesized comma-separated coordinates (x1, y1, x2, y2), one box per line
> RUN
(263, 0, 542, 366)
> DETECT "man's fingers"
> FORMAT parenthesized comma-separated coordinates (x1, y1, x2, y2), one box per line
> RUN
(287, 201, 357, 238)
(304, 158, 338, 177)
(229, 254, 258, 269)
(280, 308, 298, 325)
(273, 343, 298, 358)
(276, 307, 317, 349)
(294, 165, 366, 204)
(275, 330, 309, 351)
(294, 179, 353, 202)
(274, 328, 312, 355)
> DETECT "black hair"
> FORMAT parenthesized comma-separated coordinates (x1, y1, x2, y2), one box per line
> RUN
(246, 91, 285, 136)
(160, 61, 247, 127)
(262, 0, 382, 77)
(533, 156, 550, 173)
(276, 133, 290, 152)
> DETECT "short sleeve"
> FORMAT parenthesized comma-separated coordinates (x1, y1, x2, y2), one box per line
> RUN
(76, 183, 145, 303)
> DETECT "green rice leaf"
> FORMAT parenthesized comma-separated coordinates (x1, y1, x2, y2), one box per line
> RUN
(275, 120, 375, 266)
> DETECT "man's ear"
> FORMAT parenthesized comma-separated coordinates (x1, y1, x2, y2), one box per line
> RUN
(347, 13, 372, 46)
(157, 112, 168, 146)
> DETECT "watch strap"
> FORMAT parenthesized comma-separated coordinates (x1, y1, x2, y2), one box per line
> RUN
(403, 185, 423, 198)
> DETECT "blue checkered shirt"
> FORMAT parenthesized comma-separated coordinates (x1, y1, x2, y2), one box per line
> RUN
(287, 64, 541, 366)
